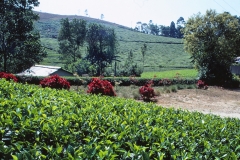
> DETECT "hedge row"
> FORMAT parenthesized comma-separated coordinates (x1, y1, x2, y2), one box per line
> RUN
(15, 75, 198, 86)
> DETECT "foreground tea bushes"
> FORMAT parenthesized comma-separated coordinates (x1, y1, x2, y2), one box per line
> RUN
(0, 79, 240, 159)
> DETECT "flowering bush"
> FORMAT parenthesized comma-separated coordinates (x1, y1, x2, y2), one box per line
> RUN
(139, 80, 155, 101)
(40, 75, 70, 90)
(0, 72, 18, 82)
(197, 80, 208, 89)
(87, 78, 116, 96)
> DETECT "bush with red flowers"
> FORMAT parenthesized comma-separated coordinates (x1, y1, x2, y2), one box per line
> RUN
(197, 80, 208, 89)
(40, 75, 70, 90)
(0, 72, 18, 82)
(87, 78, 116, 96)
(139, 80, 155, 101)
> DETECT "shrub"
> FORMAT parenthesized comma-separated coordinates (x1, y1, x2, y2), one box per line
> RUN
(197, 79, 208, 89)
(0, 72, 18, 82)
(40, 75, 70, 90)
(158, 78, 172, 86)
(139, 80, 155, 101)
(87, 78, 116, 96)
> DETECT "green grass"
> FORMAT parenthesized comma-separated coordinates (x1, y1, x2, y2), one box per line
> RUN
(141, 69, 198, 79)
(36, 12, 193, 71)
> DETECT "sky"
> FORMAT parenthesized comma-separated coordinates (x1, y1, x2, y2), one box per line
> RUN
(34, 0, 240, 28)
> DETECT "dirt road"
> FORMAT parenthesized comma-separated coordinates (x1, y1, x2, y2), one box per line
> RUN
(156, 87, 240, 119)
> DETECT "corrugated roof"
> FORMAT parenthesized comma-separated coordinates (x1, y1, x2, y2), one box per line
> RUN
(17, 65, 61, 76)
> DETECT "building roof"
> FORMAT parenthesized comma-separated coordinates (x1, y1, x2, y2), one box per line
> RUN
(17, 65, 70, 76)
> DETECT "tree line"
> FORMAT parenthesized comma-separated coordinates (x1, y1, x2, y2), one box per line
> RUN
(134, 17, 185, 38)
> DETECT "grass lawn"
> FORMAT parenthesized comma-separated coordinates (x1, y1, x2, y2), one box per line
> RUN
(141, 69, 198, 79)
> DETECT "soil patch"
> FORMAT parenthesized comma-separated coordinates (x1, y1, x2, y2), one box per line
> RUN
(155, 86, 240, 119)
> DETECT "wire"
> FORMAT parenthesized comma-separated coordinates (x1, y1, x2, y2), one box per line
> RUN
(222, 0, 240, 15)
(213, 0, 227, 11)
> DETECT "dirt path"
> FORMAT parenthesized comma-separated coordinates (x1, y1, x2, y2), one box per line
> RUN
(155, 87, 240, 119)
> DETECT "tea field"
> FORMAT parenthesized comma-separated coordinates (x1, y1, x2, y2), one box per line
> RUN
(0, 79, 240, 159)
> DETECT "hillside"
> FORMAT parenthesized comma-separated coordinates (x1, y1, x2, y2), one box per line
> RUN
(35, 12, 193, 71)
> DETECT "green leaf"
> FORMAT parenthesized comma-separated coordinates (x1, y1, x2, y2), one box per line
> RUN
(67, 145, 74, 156)
(52, 106, 57, 111)
(11, 155, 18, 160)
(57, 145, 63, 154)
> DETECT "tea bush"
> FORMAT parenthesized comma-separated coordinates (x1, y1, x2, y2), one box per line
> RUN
(0, 79, 240, 159)
(40, 74, 70, 90)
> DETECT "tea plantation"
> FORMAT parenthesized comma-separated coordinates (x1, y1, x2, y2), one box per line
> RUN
(0, 79, 240, 159)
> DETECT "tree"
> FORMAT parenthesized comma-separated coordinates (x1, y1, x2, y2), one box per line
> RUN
(141, 43, 147, 67)
(160, 25, 170, 37)
(176, 17, 185, 38)
(149, 23, 159, 35)
(176, 25, 184, 38)
(177, 17, 185, 26)
(58, 18, 87, 72)
(85, 23, 118, 75)
(0, 0, 47, 73)
(100, 14, 104, 20)
(141, 23, 149, 33)
(169, 21, 177, 37)
(182, 10, 240, 86)
(135, 21, 142, 31)
(121, 50, 143, 76)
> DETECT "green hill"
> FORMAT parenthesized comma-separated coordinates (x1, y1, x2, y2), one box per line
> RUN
(36, 12, 193, 71)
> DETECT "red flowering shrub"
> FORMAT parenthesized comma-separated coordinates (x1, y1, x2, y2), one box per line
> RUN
(0, 72, 18, 82)
(139, 80, 155, 101)
(197, 80, 208, 89)
(87, 78, 116, 96)
(40, 75, 70, 90)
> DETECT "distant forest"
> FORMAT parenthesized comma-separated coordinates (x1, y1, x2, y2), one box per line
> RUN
(134, 17, 185, 38)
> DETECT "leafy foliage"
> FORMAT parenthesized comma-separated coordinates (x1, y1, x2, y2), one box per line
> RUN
(118, 50, 143, 76)
(86, 23, 118, 75)
(0, 72, 17, 82)
(58, 18, 87, 72)
(87, 77, 116, 96)
(0, 79, 240, 159)
(182, 10, 240, 86)
(0, 0, 47, 73)
(139, 80, 155, 101)
(40, 75, 70, 90)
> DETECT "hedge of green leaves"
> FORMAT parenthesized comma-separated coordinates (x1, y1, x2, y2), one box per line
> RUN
(16, 75, 197, 86)
(0, 79, 240, 159)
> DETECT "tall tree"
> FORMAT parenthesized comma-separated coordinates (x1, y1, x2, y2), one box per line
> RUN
(182, 10, 240, 86)
(176, 17, 185, 38)
(86, 23, 118, 75)
(58, 18, 87, 72)
(177, 17, 185, 26)
(149, 23, 159, 35)
(141, 43, 147, 67)
(169, 21, 177, 37)
(0, 0, 46, 73)
(160, 25, 170, 37)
